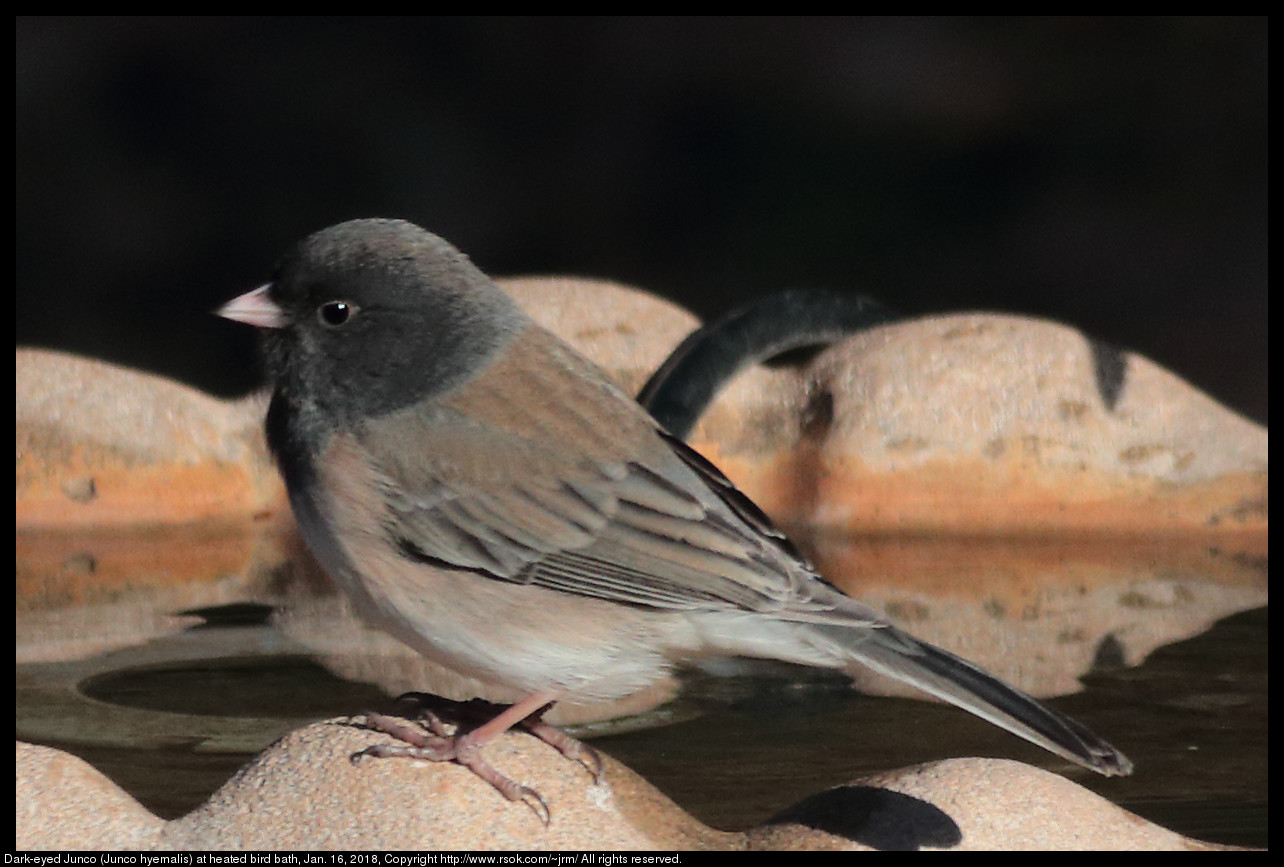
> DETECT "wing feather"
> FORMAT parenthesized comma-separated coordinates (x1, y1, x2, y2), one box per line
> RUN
(357, 325, 850, 621)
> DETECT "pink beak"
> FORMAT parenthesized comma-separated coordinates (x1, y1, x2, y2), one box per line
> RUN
(215, 283, 290, 329)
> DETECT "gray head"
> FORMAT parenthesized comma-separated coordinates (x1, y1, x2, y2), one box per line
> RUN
(222, 219, 528, 432)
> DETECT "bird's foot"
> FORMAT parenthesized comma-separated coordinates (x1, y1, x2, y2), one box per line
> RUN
(350, 692, 600, 825)
(391, 692, 603, 783)
(353, 709, 551, 824)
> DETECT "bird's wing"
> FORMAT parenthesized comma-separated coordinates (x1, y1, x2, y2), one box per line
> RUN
(354, 326, 877, 625)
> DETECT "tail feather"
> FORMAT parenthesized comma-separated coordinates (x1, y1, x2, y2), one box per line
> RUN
(832, 623, 1133, 776)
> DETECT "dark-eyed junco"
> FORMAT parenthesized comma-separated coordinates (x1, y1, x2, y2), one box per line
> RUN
(217, 218, 1131, 820)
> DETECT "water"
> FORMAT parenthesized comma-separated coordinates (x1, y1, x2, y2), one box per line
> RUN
(15, 525, 1268, 848)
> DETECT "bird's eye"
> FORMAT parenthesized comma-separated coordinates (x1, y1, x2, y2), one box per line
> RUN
(318, 300, 358, 328)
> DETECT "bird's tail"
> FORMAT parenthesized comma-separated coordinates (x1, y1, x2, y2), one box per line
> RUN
(828, 623, 1133, 776)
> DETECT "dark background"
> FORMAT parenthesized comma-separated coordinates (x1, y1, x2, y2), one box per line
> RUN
(16, 17, 1267, 425)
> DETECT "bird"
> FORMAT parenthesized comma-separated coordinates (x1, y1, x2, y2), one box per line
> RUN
(217, 218, 1132, 821)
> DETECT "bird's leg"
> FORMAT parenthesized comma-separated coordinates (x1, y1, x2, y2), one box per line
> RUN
(389, 692, 602, 780)
(355, 710, 551, 824)
(351, 690, 598, 824)
(515, 702, 603, 783)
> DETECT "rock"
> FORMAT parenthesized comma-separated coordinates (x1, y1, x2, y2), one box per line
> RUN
(692, 313, 1267, 537)
(16, 742, 164, 850)
(15, 348, 280, 530)
(15, 732, 1240, 851)
(162, 719, 732, 850)
(747, 757, 1237, 851)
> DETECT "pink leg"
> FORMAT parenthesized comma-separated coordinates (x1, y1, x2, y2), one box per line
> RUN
(513, 704, 604, 783)
(351, 690, 600, 824)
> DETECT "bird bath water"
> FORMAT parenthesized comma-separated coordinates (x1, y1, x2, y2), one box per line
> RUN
(15, 521, 1267, 847)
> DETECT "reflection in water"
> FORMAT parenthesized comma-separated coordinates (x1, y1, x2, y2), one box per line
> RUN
(15, 523, 1268, 846)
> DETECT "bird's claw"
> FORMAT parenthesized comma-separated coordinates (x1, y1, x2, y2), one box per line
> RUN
(353, 706, 562, 824)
